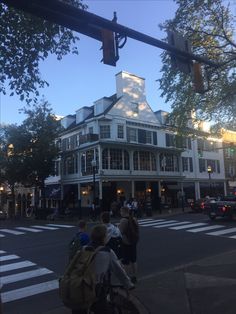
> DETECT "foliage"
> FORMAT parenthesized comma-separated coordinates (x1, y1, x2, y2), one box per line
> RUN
(159, 0, 236, 130)
(0, 0, 87, 103)
(0, 101, 61, 190)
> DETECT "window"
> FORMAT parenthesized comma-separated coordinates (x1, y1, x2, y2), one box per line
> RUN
(166, 134, 175, 147)
(133, 151, 156, 171)
(207, 159, 216, 172)
(81, 149, 98, 176)
(117, 125, 124, 139)
(146, 131, 152, 144)
(127, 127, 137, 142)
(182, 157, 188, 171)
(182, 157, 193, 172)
(100, 125, 110, 139)
(160, 153, 179, 172)
(88, 127, 93, 134)
(199, 159, 206, 172)
(102, 149, 130, 170)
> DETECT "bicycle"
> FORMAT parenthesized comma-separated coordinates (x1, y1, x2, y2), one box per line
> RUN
(89, 284, 149, 314)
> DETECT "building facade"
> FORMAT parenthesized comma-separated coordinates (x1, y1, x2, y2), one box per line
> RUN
(45, 71, 226, 213)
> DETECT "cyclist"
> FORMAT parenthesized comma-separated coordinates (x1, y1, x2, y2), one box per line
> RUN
(72, 224, 134, 314)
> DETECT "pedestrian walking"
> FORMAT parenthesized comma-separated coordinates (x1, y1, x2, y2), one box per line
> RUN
(68, 220, 90, 261)
(119, 206, 139, 284)
(100, 211, 122, 259)
(60, 224, 134, 314)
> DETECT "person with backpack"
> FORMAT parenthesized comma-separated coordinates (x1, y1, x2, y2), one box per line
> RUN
(119, 206, 139, 284)
(68, 220, 90, 261)
(60, 224, 134, 314)
(100, 211, 122, 259)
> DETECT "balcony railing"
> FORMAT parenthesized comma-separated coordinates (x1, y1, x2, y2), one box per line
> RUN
(79, 133, 99, 145)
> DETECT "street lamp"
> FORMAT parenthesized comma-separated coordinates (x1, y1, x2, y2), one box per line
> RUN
(91, 159, 96, 207)
(207, 165, 212, 196)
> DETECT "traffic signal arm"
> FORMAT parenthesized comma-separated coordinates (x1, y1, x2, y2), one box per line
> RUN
(3, 0, 220, 68)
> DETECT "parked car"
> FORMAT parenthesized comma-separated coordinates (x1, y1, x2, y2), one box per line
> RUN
(0, 209, 7, 220)
(190, 197, 217, 213)
(205, 195, 236, 220)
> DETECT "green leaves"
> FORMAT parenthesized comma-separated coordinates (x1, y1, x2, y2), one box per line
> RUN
(0, 0, 86, 103)
(159, 0, 236, 130)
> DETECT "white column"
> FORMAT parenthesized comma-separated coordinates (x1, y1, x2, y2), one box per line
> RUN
(195, 181, 200, 200)
(131, 180, 135, 198)
(223, 181, 227, 196)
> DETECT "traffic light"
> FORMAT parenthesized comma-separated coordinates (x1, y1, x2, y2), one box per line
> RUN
(230, 142, 235, 153)
(101, 29, 117, 66)
(167, 30, 192, 74)
(193, 62, 204, 94)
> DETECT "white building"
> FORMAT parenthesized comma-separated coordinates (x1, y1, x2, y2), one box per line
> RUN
(45, 71, 226, 213)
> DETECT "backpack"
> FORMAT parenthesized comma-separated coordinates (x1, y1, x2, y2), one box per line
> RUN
(59, 246, 102, 310)
(68, 232, 82, 261)
(106, 236, 123, 259)
(125, 216, 139, 244)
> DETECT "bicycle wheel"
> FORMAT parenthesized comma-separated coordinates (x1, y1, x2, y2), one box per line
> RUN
(111, 291, 140, 314)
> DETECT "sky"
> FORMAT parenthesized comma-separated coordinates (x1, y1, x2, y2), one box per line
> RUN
(1, 0, 235, 125)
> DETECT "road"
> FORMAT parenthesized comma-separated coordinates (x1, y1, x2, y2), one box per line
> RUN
(1, 212, 236, 314)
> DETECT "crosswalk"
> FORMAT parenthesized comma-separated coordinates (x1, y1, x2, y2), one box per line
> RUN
(0, 223, 75, 238)
(0, 250, 58, 304)
(138, 218, 236, 240)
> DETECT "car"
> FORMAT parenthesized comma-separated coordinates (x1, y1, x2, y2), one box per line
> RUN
(0, 209, 7, 220)
(206, 195, 236, 220)
(190, 197, 217, 213)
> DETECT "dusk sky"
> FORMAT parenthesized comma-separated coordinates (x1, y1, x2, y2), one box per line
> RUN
(1, 0, 235, 125)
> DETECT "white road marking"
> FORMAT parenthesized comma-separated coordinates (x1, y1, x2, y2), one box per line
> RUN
(138, 219, 166, 226)
(0, 261, 36, 273)
(0, 250, 6, 254)
(15, 227, 43, 233)
(46, 224, 74, 228)
(139, 220, 177, 227)
(138, 218, 155, 223)
(0, 254, 20, 262)
(0, 234, 5, 237)
(31, 225, 59, 230)
(0, 229, 25, 235)
(229, 235, 236, 239)
(1, 268, 53, 285)
(170, 223, 207, 230)
(1, 280, 59, 303)
(154, 221, 191, 228)
(206, 227, 236, 236)
(187, 225, 225, 233)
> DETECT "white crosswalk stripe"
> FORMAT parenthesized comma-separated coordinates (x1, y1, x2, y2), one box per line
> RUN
(0, 229, 25, 235)
(0, 251, 58, 304)
(138, 219, 168, 226)
(169, 223, 207, 230)
(16, 227, 43, 233)
(31, 225, 59, 230)
(138, 218, 236, 240)
(206, 227, 236, 236)
(187, 225, 225, 233)
(46, 223, 74, 228)
(0, 254, 20, 262)
(0, 223, 76, 238)
(153, 221, 191, 228)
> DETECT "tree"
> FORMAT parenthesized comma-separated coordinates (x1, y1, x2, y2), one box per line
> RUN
(0, 0, 87, 102)
(0, 124, 32, 216)
(159, 0, 236, 130)
(0, 100, 61, 214)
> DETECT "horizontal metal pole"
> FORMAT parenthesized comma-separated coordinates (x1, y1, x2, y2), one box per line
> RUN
(2, 0, 220, 68)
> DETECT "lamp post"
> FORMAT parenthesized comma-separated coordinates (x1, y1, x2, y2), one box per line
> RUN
(91, 159, 96, 207)
(207, 165, 212, 196)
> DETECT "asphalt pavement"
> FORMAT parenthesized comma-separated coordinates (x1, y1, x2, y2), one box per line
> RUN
(36, 208, 236, 314)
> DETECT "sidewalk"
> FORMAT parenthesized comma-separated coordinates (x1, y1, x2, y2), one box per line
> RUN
(44, 208, 236, 314)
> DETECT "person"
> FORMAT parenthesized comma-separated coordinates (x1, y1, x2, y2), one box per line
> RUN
(72, 224, 134, 314)
(100, 211, 122, 259)
(68, 220, 90, 260)
(119, 206, 139, 284)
